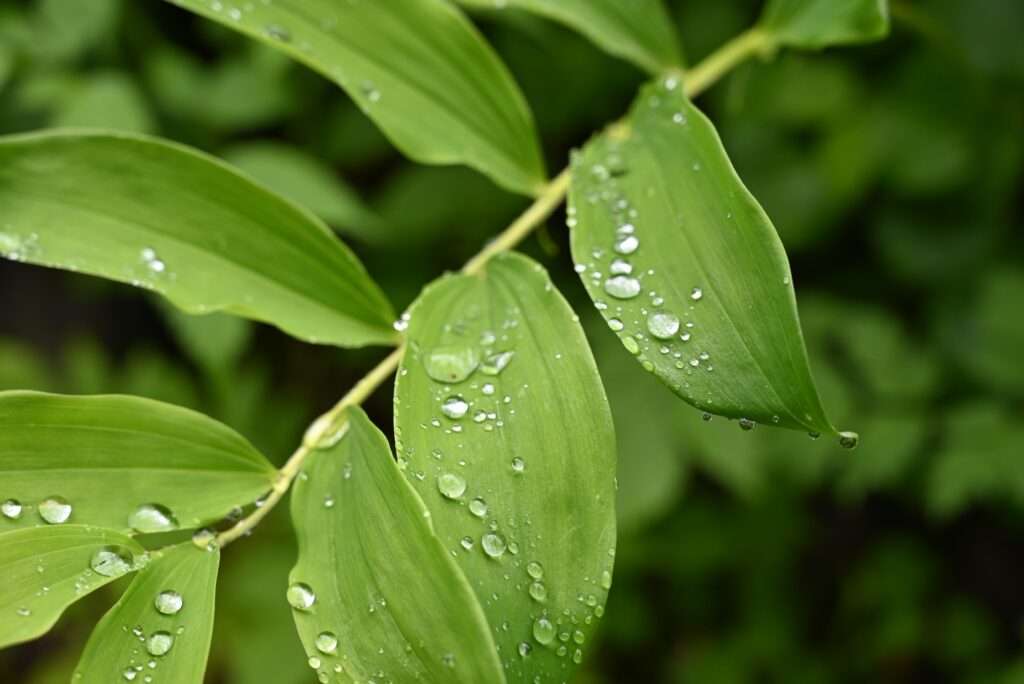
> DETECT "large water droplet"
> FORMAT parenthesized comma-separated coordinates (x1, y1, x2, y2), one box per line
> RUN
(437, 473, 467, 500)
(604, 276, 640, 300)
(287, 582, 316, 611)
(533, 617, 556, 645)
(146, 631, 174, 656)
(1, 499, 22, 520)
(440, 396, 469, 420)
(89, 546, 134, 577)
(315, 631, 338, 655)
(482, 533, 507, 559)
(128, 504, 178, 534)
(38, 496, 72, 524)
(647, 313, 680, 340)
(424, 346, 479, 384)
(154, 590, 183, 616)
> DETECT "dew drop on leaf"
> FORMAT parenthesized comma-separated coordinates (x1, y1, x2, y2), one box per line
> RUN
(1, 499, 22, 519)
(481, 532, 507, 558)
(527, 561, 544, 579)
(480, 351, 515, 375)
(468, 497, 488, 518)
(533, 617, 556, 645)
(838, 431, 860, 450)
(38, 496, 72, 524)
(647, 312, 681, 340)
(424, 346, 480, 384)
(287, 582, 317, 611)
(437, 472, 467, 500)
(604, 275, 641, 300)
(440, 396, 469, 420)
(690, 287, 704, 301)
(89, 546, 134, 577)
(128, 503, 179, 534)
(315, 631, 338, 655)
(146, 631, 174, 656)
(154, 590, 183, 616)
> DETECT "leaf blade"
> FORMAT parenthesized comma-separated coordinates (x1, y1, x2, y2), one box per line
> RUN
(289, 407, 505, 684)
(0, 525, 146, 649)
(0, 130, 397, 347)
(394, 252, 617, 681)
(74, 543, 220, 683)
(459, 0, 682, 74)
(760, 0, 890, 49)
(0, 391, 276, 533)
(164, 0, 547, 196)
(569, 81, 836, 434)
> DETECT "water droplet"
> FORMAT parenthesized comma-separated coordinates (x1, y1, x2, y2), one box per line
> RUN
(838, 431, 860, 450)
(622, 337, 640, 355)
(609, 258, 633, 275)
(480, 351, 515, 376)
(154, 590, 183, 616)
(460, 536, 474, 551)
(518, 641, 532, 657)
(468, 497, 488, 518)
(481, 383, 495, 396)
(146, 632, 174, 656)
(424, 346, 479, 384)
(287, 583, 316, 611)
(647, 312, 680, 340)
(738, 418, 755, 431)
(38, 496, 72, 524)
(533, 617, 556, 645)
(440, 396, 469, 420)
(315, 631, 338, 655)
(308, 656, 322, 670)
(482, 533, 507, 559)
(1, 499, 22, 519)
(528, 581, 547, 602)
(808, 431, 821, 441)
(89, 547, 134, 577)
(614, 235, 639, 255)
(264, 24, 291, 42)
(604, 276, 640, 300)
(16, 607, 31, 617)
(442, 653, 456, 668)
(511, 457, 525, 474)
(191, 528, 217, 551)
(128, 504, 178, 534)
(437, 473, 467, 500)
(527, 561, 544, 579)
(690, 287, 703, 301)
(122, 668, 138, 681)
(607, 318, 624, 332)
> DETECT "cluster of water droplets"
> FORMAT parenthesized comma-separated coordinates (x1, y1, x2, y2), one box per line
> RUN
(104, 587, 187, 681)
(1, 496, 73, 524)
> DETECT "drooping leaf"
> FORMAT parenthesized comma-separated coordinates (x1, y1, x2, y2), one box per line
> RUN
(0, 130, 397, 348)
(0, 526, 145, 649)
(760, 0, 890, 49)
(0, 391, 276, 533)
(74, 543, 219, 683)
(394, 252, 617, 680)
(288, 407, 504, 683)
(459, 0, 681, 74)
(164, 0, 546, 196)
(222, 142, 381, 241)
(569, 80, 838, 436)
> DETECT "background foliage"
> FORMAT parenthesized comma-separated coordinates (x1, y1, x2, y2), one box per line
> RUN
(0, 0, 1022, 681)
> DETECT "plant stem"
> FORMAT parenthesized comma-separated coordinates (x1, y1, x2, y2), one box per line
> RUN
(215, 27, 769, 547)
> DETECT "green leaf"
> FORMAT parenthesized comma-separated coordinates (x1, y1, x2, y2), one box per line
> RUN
(222, 141, 380, 241)
(394, 252, 617, 680)
(52, 72, 156, 134)
(458, 0, 682, 74)
(0, 525, 145, 649)
(760, 0, 890, 49)
(569, 80, 838, 436)
(74, 543, 219, 683)
(0, 391, 276, 533)
(0, 130, 397, 347)
(164, 0, 546, 196)
(289, 407, 504, 683)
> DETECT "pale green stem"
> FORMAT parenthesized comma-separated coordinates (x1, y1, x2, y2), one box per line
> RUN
(216, 27, 770, 547)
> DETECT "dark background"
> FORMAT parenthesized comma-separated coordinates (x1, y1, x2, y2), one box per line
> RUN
(1, 0, 1022, 681)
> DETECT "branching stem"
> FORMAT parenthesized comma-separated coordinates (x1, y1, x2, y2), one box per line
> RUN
(216, 27, 769, 547)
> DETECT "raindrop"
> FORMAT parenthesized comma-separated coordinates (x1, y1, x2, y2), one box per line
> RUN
(647, 313, 680, 340)
(808, 432, 821, 441)
(440, 396, 469, 420)
(128, 504, 178, 534)
(838, 431, 860, 450)
(533, 617, 556, 645)
(614, 235, 639, 255)
(38, 496, 72, 524)
(609, 258, 633, 275)
(123, 668, 138, 681)
(604, 276, 641, 300)
(622, 337, 640, 355)
(468, 497, 488, 518)
(287, 583, 316, 611)
(527, 561, 544, 580)
(482, 532, 507, 559)
(154, 591, 183, 616)
(481, 383, 495, 396)
(90, 547, 134, 577)
(264, 24, 291, 42)
(315, 631, 338, 655)
(511, 457, 525, 474)
(607, 318, 625, 332)
(146, 632, 174, 657)
(191, 528, 217, 551)
(480, 351, 515, 376)
(437, 473, 467, 500)
(518, 642, 532, 657)
(528, 581, 547, 602)
(601, 569, 613, 589)
(738, 418, 755, 431)
(460, 536, 474, 551)
(424, 346, 480, 384)
(1, 499, 22, 520)
(690, 287, 703, 301)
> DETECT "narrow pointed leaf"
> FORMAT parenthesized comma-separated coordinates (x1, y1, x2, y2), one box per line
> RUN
(0, 391, 276, 533)
(74, 543, 219, 683)
(394, 252, 617, 680)
(760, 0, 890, 49)
(458, 0, 681, 74)
(164, 0, 546, 196)
(0, 526, 145, 649)
(288, 407, 505, 683)
(0, 130, 397, 347)
(569, 81, 836, 435)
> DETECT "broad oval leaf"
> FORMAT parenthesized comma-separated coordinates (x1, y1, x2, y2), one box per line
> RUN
(0, 525, 145, 649)
(0, 391, 276, 533)
(74, 543, 219, 683)
(289, 407, 504, 683)
(165, 0, 547, 196)
(760, 0, 890, 49)
(0, 130, 397, 348)
(458, 0, 681, 74)
(394, 252, 617, 680)
(569, 80, 837, 435)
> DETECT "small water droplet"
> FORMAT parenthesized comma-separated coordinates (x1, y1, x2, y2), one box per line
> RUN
(614, 235, 639, 255)
(533, 617, 556, 645)
(191, 528, 218, 551)
(482, 533, 507, 559)
(738, 418, 755, 431)
(440, 396, 469, 420)
(838, 431, 860, 450)
(690, 287, 703, 301)
(128, 504, 178, 534)
(527, 561, 544, 579)
(264, 24, 291, 42)
(315, 631, 338, 655)
(607, 318, 625, 332)
(1, 499, 22, 520)
(437, 473, 467, 500)
(154, 590, 183, 616)
(146, 632, 174, 656)
(460, 536, 474, 551)
(287, 583, 316, 611)
(528, 581, 547, 602)
(38, 496, 72, 524)
(518, 641, 532, 657)
(511, 457, 525, 474)
(468, 497, 488, 518)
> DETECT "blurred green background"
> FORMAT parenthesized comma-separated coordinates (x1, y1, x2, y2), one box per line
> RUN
(1, 0, 1022, 682)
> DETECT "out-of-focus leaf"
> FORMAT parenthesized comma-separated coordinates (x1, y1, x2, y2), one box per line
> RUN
(52, 72, 155, 133)
(0, 525, 145, 648)
(0, 131, 397, 347)
(570, 81, 838, 436)
(957, 268, 1024, 395)
(164, 0, 546, 196)
(458, 0, 681, 74)
(30, 0, 121, 63)
(0, 391, 275, 532)
(74, 543, 219, 683)
(834, 414, 926, 501)
(760, 0, 890, 49)
(222, 142, 380, 241)
(394, 252, 616, 680)
(0, 340, 51, 391)
(159, 305, 253, 373)
(289, 407, 504, 683)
